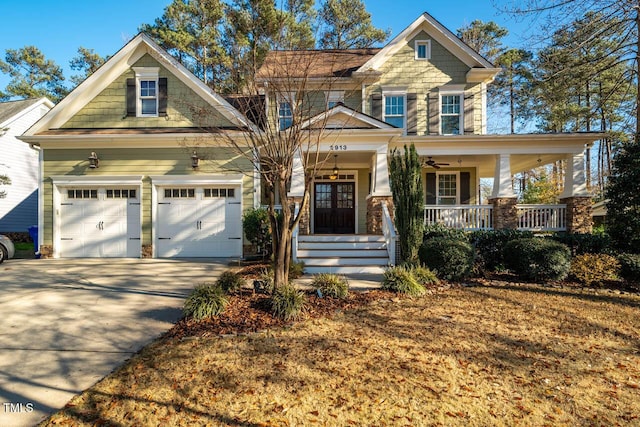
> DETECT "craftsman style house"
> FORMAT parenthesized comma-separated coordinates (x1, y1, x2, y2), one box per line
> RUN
(21, 13, 597, 272)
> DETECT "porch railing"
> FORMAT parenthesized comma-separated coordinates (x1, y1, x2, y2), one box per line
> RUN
(291, 202, 300, 262)
(516, 204, 566, 231)
(423, 205, 493, 230)
(381, 201, 398, 266)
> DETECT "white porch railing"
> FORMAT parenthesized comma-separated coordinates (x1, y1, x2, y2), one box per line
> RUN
(381, 201, 398, 266)
(291, 202, 300, 262)
(516, 204, 566, 231)
(423, 205, 493, 230)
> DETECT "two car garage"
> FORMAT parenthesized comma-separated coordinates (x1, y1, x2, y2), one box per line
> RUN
(54, 176, 243, 259)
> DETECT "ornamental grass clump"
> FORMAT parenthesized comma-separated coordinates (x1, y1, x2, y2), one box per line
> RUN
(312, 273, 349, 299)
(270, 284, 306, 321)
(503, 238, 571, 282)
(183, 284, 228, 320)
(382, 266, 426, 296)
(570, 253, 620, 287)
(216, 270, 246, 293)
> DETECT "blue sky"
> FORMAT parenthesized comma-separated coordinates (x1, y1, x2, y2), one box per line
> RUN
(0, 0, 530, 92)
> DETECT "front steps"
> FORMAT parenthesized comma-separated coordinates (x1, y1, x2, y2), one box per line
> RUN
(296, 235, 390, 274)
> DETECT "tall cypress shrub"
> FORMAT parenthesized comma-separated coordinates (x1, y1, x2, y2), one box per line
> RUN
(389, 144, 424, 264)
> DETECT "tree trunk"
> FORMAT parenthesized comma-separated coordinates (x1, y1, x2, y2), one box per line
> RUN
(636, 8, 640, 143)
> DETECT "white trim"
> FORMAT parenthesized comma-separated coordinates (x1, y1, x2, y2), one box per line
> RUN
(382, 91, 407, 134)
(414, 39, 431, 60)
(300, 104, 396, 130)
(133, 67, 159, 117)
(38, 148, 44, 255)
(149, 174, 244, 185)
(51, 175, 144, 186)
(0, 97, 54, 129)
(435, 171, 460, 205)
(439, 92, 464, 136)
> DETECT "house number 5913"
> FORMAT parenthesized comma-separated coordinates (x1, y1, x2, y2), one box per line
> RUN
(330, 145, 347, 151)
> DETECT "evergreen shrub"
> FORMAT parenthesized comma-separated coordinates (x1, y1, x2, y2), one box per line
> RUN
(503, 238, 571, 282)
(419, 237, 474, 281)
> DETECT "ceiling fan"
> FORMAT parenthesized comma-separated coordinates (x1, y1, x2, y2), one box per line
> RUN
(423, 156, 450, 169)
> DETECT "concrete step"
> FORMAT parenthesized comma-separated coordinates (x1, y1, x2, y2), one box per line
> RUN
(297, 241, 387, 250)
(297, 235, 385, 243)
(297, 249, 389, 258)
(304, 265, 387, 275)
(298, 256, 389, 266)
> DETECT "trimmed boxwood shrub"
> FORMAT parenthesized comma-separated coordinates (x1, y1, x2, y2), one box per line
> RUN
(470, 229, 534, 271)
(184, 284, 228, 320)
(423, 223, 469, 242)
(570, 253, 620, 287)
(551, 232, 612, 255)
(618, 253, 640, 282)
(503, 238, 571, 282)
(242, 207, 272, 257)
(382, 266, 426, 296)
(419, 237, 474, 281)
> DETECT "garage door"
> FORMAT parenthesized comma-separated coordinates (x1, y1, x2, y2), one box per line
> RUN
(59, 188, 141, 257)
(156, 186, 242, 257)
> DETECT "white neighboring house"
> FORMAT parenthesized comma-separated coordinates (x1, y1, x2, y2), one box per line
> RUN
(0, 98, 53, 233)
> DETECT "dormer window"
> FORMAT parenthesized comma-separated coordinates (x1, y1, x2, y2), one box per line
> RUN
(415, 40, 431, 60)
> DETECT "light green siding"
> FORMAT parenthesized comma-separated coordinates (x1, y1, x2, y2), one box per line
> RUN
(42, 147, 254, 246)
(365, 31, 484, 135)
(357, 169, 369, 233)
(61, 54, 236, 129)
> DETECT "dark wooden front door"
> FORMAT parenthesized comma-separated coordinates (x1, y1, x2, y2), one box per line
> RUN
(314, 182, 355, 234)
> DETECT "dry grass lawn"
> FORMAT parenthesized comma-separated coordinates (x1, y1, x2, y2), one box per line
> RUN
(44, 282, 640, 426)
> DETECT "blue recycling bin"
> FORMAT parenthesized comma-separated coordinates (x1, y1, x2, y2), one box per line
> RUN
(28, 225, 39, 259)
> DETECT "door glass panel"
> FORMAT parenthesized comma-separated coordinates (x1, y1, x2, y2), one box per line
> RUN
(336, 184, 354, 208)
(315, 184, 331, 209)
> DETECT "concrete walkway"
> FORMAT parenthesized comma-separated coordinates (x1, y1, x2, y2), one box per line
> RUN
(0, 258, 383, 427)
(0, 258, 230, 427)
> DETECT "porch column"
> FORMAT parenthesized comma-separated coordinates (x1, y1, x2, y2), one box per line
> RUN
(366, 146, 393, 234)
(489, 154, 517, 230)
(288, 150, 305, 197)
(559, 152, 592, 233)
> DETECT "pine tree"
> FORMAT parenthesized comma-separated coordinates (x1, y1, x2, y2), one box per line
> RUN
(318, 0, 389, 49)
(69, 47, 106, 87)
(0, 46, 67, 102)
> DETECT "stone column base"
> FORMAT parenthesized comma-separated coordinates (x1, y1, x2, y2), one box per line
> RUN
(489, 197, 518, 230)
(560, 196, 592, 234)
(142, 244, 153, 258)
(39, 245, 53, 259)
(290, 197, 310, 235)
(366, 195, 394, 235)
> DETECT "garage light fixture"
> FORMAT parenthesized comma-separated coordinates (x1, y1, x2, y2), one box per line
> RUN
(191, 151, 199, 169)
(88, 152, 99, 168)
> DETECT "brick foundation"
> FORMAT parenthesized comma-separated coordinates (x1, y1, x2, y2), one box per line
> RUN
(560, 196, 593, 234)
(489, 197, 518, 230)
(366, 196, 394, 235)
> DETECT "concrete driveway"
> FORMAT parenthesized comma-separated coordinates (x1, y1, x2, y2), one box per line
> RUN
(0, 258, 230, 427)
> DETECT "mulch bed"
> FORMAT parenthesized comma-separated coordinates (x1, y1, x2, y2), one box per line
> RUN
(166, 288, 395, 340)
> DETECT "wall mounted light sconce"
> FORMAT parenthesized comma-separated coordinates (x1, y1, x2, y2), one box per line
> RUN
(88, 152, 99, 168)
(330, 154, 339, 180)
(191, 151, 199, 169)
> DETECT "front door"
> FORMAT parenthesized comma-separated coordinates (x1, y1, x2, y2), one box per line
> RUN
(314, 182, 355, 234)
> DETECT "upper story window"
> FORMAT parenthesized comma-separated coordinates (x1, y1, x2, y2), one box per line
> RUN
(383, 94, 405, 130)
(415, 40, 431, 60)
(133, 67, 160, 117)
(441, 94, 462, 135)
(326, 90, 345, 109)
(278, 101, 293, 130)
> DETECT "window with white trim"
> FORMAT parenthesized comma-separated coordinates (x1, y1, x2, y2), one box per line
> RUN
(164, 188, 195, 198)
(440, 94, 462, 135)
(278, 101, 293, 130)
(383, 94, 405, 130)
(204, 188, 235, 198)
(67, 189, 98, 199)
(437, 173, 459, 205)
(133, 67, 159, 117)
(415, 40, 431, 60)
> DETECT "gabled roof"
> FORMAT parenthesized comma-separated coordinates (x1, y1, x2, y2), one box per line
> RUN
(355, 12, 501, 82)
(256, 49, 380, 80)
(301, 103, 399, 131)
(0, 97, 53, 128)
(24, 33, 257, 136)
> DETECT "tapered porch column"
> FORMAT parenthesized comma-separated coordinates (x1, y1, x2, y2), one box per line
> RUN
(288, 150, 310, 234)
(366, 146, 393, 234)
(489, 154, 517, 230)
(560, 151, 592, 233)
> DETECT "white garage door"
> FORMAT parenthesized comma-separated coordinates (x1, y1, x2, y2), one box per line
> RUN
(59, 188, 141, 257)
(156, 186, 242, 258)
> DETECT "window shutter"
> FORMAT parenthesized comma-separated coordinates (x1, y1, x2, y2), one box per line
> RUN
(406, 93, 418, 135)
(426, 173, 436, 204)
(464, 94, 474, 134)
(428, 93, 439, 135)
(158, 77, 168, 117)
(460, 172, 471, 204)
(371, 93, 382, 120)
(126, 78, 136, 117)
